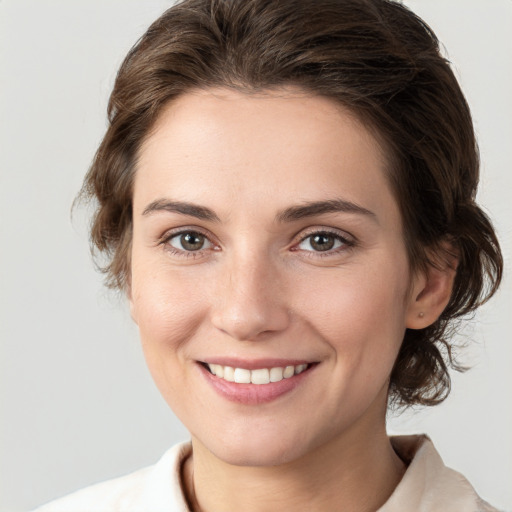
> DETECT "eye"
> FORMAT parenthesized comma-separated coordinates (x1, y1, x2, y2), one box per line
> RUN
(168, 231, 213, 252)
(296, 231, 352, 253)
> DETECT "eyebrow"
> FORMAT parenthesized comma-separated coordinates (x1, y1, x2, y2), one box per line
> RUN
(142, 199, 221, 222)
(276, 199, 376, 223)
(142, 198, 376, 223)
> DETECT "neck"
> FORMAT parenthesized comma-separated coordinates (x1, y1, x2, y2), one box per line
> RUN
(182, 406, 405, 512)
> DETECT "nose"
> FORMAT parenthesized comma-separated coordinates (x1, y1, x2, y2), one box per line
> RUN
(210, 254, 290, 341)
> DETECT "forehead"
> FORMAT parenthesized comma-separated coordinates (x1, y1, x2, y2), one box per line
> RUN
(134, 87, 397, 226)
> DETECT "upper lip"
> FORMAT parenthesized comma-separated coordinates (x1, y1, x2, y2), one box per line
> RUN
(199, 358, 316, 370)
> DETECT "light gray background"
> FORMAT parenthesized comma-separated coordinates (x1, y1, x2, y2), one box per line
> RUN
(0, 1, 510, 511)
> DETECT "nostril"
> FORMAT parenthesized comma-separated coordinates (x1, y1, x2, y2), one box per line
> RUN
(210, 302, 291, 342)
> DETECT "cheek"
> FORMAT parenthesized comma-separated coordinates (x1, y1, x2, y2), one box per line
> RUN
(130, 271, 208, 413)
(130, 259, 211, 381)
(294, 256, 409, 370)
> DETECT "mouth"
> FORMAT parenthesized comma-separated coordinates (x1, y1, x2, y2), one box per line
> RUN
(201, 362, 313, 384)
(197, 359, 318, 404)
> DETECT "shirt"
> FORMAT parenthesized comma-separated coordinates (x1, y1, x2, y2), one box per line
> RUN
(33, 435, 499, 511)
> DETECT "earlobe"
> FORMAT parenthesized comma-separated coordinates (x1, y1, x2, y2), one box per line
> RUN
(406, 252, 458, 330)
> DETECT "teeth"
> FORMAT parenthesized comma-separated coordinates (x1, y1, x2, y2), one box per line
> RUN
(251, 368, 270, 385)
(295, 364, 307, 374)
(283, 365, 295, 378)
(234, 368, 251, 384)
(207, 363, 309, 384)
(269, 367, 283, 382)
(224, 366, 235, 382)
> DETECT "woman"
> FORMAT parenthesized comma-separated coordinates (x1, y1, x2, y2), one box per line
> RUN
(34, 0, 503, 510)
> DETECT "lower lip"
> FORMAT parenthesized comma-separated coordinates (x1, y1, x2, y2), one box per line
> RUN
(198, 364, 316, 405)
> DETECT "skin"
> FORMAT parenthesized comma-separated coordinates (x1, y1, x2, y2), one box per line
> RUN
(129, 88, 455, 512)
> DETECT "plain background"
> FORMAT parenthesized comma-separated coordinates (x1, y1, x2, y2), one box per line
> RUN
(0, 1, 511, 510)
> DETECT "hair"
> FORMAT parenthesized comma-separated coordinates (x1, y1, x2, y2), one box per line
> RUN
(80, 0, 502, 407)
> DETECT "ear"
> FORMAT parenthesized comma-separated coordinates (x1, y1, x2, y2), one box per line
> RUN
(406, 245, 458, 329)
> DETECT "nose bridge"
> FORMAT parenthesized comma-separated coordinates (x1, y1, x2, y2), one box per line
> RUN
(211, 247, 290, 341)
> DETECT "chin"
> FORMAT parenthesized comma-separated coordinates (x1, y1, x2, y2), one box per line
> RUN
(212, 439, 307, 467)
(194, 420, 326, 468)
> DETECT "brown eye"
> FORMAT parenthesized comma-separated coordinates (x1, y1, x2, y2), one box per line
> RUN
(169, 231, 211, 252)
(310, 234, 335, 251)
(297, 232, 348, 253)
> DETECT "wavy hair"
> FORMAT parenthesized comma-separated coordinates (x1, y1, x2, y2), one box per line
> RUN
(80, 0, 503, 407)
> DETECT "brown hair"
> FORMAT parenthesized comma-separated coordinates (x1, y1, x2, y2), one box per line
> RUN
(81, 0, 502, 407)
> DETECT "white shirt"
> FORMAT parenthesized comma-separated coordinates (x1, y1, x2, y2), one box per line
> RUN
(34, 435, 499, 512)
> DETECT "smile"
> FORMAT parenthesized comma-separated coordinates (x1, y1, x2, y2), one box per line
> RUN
(199, 360, 317, 404)
(206, 363, 309, 384)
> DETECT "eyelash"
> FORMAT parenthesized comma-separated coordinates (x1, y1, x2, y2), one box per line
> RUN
(159, 228, 215, 260)
(293, 229, 356, 258)
(159, 227, 356, 259)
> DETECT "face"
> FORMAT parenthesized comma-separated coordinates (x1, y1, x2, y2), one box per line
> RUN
(130, 88, 420, 466)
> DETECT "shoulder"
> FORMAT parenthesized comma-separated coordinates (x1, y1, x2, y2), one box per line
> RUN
(32, 442, 191, 512)
(379, 435, 500, 512)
